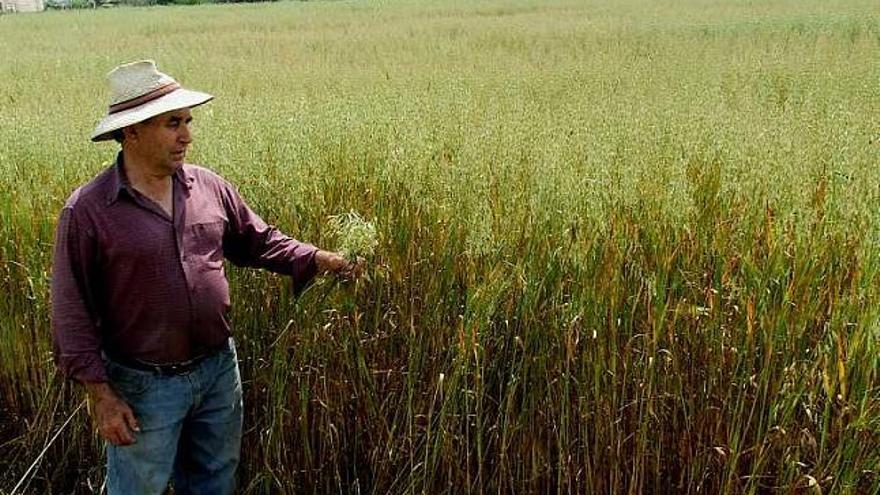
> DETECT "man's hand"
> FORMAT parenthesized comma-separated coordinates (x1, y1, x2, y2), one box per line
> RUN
(315, 250, 366, 281)
(84, 382, 140, 446)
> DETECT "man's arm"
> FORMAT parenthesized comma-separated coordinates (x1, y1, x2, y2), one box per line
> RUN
(51, 205, 106, 383)
(52, 205, 138, 446)
(220, 183, 360, 289)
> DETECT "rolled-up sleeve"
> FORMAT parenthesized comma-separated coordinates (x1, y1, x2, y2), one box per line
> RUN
(220, 183, 318, 294)
(51, 205, 107, 383)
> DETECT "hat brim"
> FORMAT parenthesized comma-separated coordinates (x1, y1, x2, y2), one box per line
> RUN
(91, 88, 213, 142)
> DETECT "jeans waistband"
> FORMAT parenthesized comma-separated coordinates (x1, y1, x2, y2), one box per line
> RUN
(106, 339, 231, 376)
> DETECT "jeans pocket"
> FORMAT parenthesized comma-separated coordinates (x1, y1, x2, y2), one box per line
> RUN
(106, 361, 154, 397)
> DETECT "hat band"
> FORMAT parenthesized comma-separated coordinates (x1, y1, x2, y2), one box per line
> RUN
(108, 82, 181, 115)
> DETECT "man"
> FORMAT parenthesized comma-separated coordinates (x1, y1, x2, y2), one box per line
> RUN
(51, 60, 363, 494)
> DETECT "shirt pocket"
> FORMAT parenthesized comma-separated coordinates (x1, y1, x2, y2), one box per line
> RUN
(188, 220, 225, 262)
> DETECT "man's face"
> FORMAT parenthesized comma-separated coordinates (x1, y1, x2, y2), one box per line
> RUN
(127, 108, 194, 174)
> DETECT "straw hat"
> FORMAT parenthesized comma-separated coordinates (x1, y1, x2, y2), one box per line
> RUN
(91, 60, 213, 142)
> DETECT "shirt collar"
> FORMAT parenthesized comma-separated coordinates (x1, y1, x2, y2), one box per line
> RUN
(105, 151, 195, 205)
(176, 163, 195, 191)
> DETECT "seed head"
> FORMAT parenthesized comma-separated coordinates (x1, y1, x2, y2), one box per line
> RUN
(327, 211, 378, 261)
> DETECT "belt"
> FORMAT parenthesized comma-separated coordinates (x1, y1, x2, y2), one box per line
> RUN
(108, 341, 229, 376)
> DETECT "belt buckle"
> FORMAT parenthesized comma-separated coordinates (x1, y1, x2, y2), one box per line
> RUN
(138, 349, 214, 375)
(147, 360, 187, 375)
(165, 360, 189, 375)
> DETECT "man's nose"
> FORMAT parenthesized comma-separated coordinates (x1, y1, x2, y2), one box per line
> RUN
(179, 124, 192, 144)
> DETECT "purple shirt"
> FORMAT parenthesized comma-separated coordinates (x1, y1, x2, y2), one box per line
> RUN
(51, 154, 318, 383)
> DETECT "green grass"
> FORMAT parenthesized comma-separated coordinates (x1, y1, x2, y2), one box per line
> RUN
(1, 0, 879, 492)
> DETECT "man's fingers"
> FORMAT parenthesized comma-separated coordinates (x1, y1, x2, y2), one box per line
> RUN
(120, 428, 136, 445)
(353, 259, 366, 279)
(102, 426, 124, 446)
(94, 414, 117, 445)
(110, 420, 135, 445)
(118, 409, 138, 444)
(341, 257, 366, 280)
(96, 408, 138, 445)
(114, 430, 131, 446)
(123, 408, 141, 433)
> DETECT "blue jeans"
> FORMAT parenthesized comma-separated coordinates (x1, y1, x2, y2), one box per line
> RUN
(105, 338, 243, 495)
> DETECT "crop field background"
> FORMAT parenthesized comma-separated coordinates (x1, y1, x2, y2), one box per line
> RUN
(1, 0, 880, 492)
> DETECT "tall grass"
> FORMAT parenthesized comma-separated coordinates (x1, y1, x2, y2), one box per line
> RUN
(1, 0, 879, 492)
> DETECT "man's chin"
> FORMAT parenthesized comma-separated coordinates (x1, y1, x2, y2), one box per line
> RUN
(162, 160, 184, 175)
